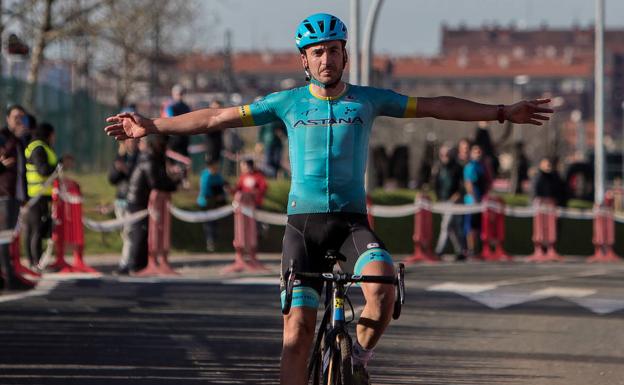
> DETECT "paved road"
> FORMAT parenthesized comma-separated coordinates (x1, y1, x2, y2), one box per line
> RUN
(0, 254, 623, 385)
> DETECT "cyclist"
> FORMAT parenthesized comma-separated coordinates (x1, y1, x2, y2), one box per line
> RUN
(105, 13, 553, 385)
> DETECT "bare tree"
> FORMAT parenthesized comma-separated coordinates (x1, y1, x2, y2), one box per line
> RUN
(6, 0, 110, 111)
(94, 0, 197, 109)
(5, 0, 202, 111)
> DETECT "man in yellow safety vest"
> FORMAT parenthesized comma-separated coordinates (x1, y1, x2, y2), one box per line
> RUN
(24, 122, 57, 269)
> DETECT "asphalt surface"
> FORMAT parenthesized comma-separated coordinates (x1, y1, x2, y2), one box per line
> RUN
(0, 253, 623, 385)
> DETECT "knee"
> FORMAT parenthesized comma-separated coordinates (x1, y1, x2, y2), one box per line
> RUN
(283, 312, 316, 353)
(365, 283, 395, 316)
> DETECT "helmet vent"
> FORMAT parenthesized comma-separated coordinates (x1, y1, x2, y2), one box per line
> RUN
(318, 20, 325, 33)
(304, 22, 314, 34)
(329, 18, 336, 31)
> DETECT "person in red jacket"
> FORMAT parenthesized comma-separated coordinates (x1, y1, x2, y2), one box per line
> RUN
(225, 159, 268, 273)
(234, 159, 267, 208)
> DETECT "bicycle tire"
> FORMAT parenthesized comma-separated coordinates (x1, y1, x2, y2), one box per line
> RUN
(335, 332, 353, 385)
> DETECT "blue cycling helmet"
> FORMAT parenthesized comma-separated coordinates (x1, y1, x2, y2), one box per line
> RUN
(295, 13, 348, 50)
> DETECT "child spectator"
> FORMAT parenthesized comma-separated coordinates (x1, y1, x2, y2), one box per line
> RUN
(197, 157, 227, 252)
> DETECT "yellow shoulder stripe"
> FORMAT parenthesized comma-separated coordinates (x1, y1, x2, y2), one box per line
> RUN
(404, 97, 418, 118)
(239, 105, 256, 126)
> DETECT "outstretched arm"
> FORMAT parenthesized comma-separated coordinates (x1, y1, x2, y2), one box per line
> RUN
(104, 106, 244, 140)
(415, 96, 553, 125)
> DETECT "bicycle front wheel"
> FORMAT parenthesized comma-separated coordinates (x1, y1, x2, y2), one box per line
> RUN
(332, 332, 353, 385)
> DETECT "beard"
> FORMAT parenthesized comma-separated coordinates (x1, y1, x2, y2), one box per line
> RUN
(315, 67, 344, 89)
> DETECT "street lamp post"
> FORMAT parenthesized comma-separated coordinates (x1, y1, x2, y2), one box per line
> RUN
(513, 75, 530, 142)
(594, 0, 605, 204)
(349, 0, 360, 85)
(621, 101, 624, 181)
(361, 0, 384, 86)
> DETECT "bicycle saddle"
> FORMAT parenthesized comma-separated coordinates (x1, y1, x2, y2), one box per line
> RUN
(324, 250, 347, 263)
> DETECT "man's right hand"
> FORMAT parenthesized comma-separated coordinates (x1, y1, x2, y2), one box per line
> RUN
(105, 112, 154, 140)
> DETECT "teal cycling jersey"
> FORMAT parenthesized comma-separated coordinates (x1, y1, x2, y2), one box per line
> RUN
(239, 84, 418, 215)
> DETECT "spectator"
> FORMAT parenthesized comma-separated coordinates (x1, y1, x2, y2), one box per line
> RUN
(256, 119, 286, 178)
(197, 157, 227, 252)
(474, 122, 499, 191)
(163, 84, 192, 187)
(531, 157, 566, 258)
(0, 106, 33, 289)
(510, 141, 530, 194)
(125, 135, 181, 275)
(24, 122, 58, 270)
(415, 136, 436, 190)
(226, 159, 268, 273)
(433, 143, 466, 261)
(463, 142, 488, 258)
(162, 84, 191, 156)
(108, 138, 139, 275)
(457, 137, 471, 167)
(222, 127, 244, 178)
(532, 157, 567, 207)
(564, 151, 593, 202)
(235, 159, 267, 208)
(205, 100, 224, 164)
(3, 105, 29, 205)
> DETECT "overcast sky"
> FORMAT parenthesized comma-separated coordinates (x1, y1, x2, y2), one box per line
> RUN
(202, 0, 624, 56)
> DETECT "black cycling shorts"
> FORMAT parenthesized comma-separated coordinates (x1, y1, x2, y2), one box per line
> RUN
(280, 212, 391, 296)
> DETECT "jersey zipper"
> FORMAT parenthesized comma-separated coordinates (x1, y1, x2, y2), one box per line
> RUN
(326, 98, 331, 211)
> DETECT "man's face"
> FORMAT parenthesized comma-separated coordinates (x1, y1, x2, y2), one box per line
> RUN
(6, 108, 25, 133)
(458, 140, 469, 160)
(539, 159, 552, 173)
(439, 147, 450, 164)
(301, 40, 345, 86)
(470, 146, 482, 161)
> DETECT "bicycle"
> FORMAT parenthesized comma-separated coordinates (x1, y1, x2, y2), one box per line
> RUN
(282, 250, 405, 385)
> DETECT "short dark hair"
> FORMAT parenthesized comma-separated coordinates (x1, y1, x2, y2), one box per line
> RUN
(33, 122, 55, 140)
(6, 104, 25, 117)
(242, 158, 254, 169)
(25, 114, 37, 130)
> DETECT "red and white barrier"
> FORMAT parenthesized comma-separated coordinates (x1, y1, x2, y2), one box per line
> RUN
(480, 196, 511, 261)
(403, 194, 437, 264)
(527, 198, 563, 262)
(588, 192, 621, 263)
(134, 190, 178, 276)
(222, 192, 268, 273)
(46, 178, 99, 273)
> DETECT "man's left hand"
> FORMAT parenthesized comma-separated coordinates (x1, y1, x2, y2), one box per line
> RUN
(505, 99, 554, 126)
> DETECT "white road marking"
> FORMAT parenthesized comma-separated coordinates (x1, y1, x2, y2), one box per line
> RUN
(0, 279, 58, 303)
(568, 297, 624, 315)
(427, 282, 498, 293)
(531, 287, 596, 298)
(221, 277, 279, 285)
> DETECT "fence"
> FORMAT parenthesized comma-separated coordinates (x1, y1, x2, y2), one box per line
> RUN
(2, 77, 118, 171)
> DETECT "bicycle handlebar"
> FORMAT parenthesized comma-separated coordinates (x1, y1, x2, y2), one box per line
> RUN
(282, 263, 406, 319)
(293, 271, 397, 285)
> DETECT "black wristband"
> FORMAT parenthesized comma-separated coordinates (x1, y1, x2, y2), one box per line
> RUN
(497, 104, 505, 123)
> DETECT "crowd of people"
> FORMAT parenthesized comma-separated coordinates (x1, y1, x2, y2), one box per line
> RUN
(107, 84, 270, 276)
(105, 84, 601, 270)
(426, 123, 591, 261)
(0, 104, 61, 291)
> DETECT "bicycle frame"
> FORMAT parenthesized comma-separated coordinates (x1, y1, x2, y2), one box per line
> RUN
(282, 255, 405, 385)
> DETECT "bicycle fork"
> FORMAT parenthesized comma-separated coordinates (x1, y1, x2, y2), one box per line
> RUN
(323, 281, 348, 381)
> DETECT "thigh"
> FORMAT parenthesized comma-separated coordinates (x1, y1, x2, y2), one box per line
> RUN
(280, 214, 325, 296)
(337, 214, 390, 274)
